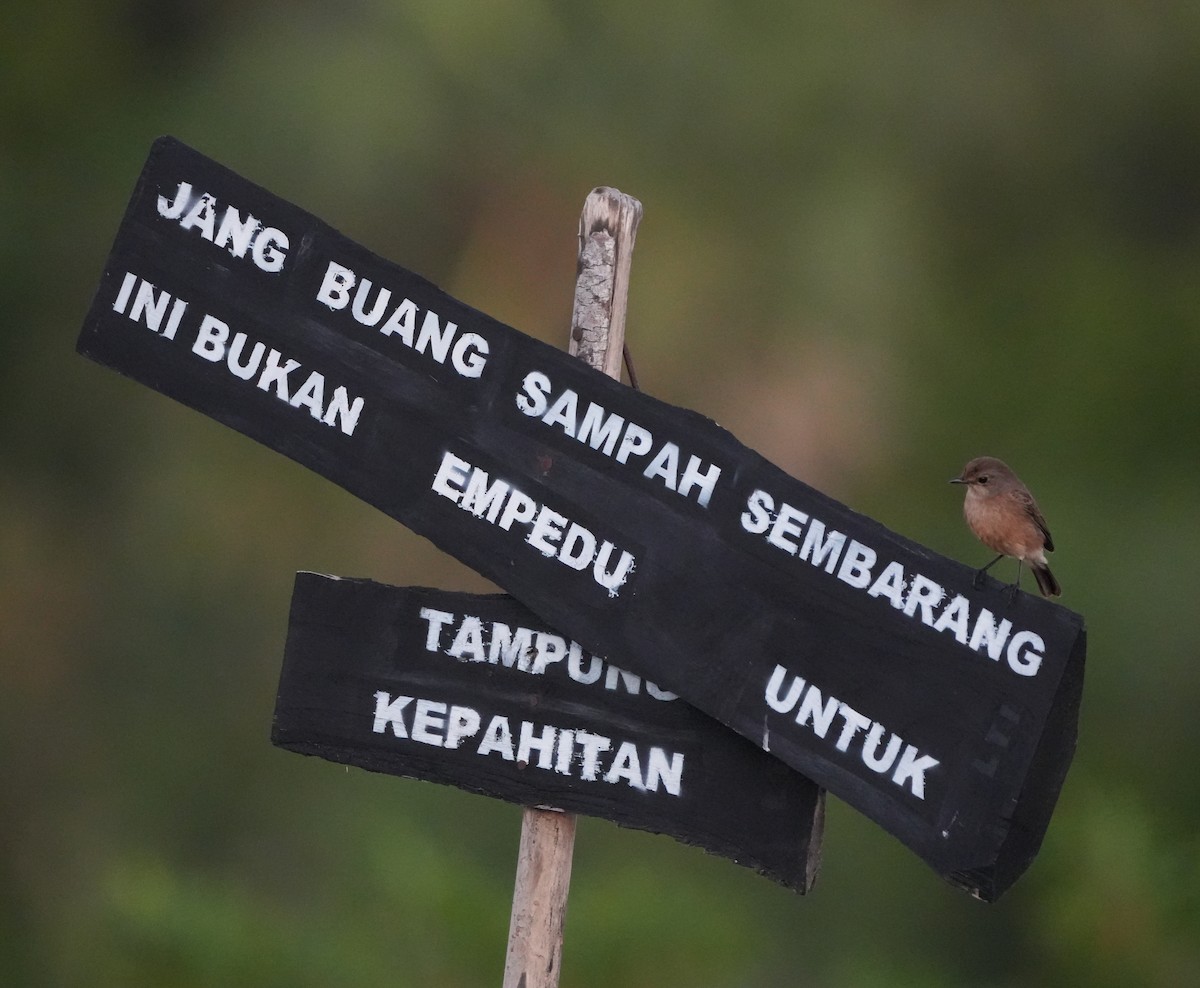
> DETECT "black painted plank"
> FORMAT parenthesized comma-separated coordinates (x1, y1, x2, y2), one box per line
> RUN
(273, 574, 824, 891)
(77, 137, 1085, 899)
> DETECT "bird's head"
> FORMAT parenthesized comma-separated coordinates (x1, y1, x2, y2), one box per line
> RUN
(950, 456, 1015, 498)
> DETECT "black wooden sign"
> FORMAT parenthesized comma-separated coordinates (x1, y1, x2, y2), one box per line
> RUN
(274, 573, 824, 891)
(77, 137, 1086, 900)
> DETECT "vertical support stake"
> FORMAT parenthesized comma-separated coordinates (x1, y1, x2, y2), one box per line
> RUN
(501, 187, 643, 988)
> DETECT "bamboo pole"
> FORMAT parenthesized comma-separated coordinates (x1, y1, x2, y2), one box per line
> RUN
(501, 187, 642, 988)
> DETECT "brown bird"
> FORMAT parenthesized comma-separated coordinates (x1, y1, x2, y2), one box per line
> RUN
(950, 456, 1061, 600)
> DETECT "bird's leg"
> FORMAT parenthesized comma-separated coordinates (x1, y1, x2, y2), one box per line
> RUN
(1005, 561, 1023, 604)
(973, 554, 1004, 589)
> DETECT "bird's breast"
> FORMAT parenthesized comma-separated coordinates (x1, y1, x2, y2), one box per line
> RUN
(964, 494, 1041, 558)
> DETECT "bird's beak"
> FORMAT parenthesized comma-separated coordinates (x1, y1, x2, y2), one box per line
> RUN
(949, 477, 966, 485)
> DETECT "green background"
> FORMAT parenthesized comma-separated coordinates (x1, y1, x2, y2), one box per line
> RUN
(4, 3, 1199, 985)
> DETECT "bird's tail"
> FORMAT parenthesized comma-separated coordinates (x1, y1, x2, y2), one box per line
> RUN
(1033, 563, 1061, 598)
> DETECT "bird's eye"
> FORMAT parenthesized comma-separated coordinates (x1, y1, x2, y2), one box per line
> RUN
(978, 475, 989, 485)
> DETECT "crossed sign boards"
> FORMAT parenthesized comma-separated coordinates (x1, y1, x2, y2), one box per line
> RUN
(77, 137, 1085, 901)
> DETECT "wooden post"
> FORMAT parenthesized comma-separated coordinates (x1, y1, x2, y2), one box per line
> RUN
(502, 187, 643, 988)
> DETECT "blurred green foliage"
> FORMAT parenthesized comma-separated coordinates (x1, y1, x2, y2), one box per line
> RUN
(3, 2, 1200, 985)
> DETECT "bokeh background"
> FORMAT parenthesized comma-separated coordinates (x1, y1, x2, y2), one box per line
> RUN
(4, 2, 1200, 985)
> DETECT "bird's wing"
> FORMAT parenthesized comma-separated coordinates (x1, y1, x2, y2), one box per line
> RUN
(1013, 488, 1054, 552)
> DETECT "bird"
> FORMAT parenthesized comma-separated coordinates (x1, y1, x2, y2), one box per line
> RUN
(950, 456, 1061, 600)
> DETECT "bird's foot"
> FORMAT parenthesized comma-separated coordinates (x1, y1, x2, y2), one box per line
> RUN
(1005, 582, 1021, 606)
(972, 568, 988, 590)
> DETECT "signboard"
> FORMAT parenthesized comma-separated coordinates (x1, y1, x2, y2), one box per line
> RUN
(273, 574, 824, 891)
(77, 137, 1086, 900)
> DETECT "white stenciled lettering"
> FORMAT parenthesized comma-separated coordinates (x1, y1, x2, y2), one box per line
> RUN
(410, 698, 448, 745)
(256, 349, 300, 400)
(741, 488, 1054, 680)
(1006, 630, 1045, 677)
(448, 615, 486, 662)
(837, 539, 876, 589)
(430, 452, 637, 598)
(419, 607, 456, 651)
(461, 470, 511, 523)
(615, 422, 652, 465)
(677, 455, 721, 508)
(557, 524, 596, 571)
(214, 206, 259, 259)
(969, 609, 1012, 662)
(491, 623, 535, 670)
(642, 442, 679, 490)
(477, 715, 515, 760)
(351, 278, 391, 326)
(251, 228, 288, 273)
(112, 273, 188, 341)
(740, 489, 774, 535)
(157, 181, 192, 220)
(315, 260, 490, 378)
(554, 729, 576, 775)
(431, 451, 471, 502)
(862, 724, 904, 773)
(891, 745, 940, 799)
(603, 741, 645, 789)
(372, 692, 412, 737)
(769, 502, 808, 554)
(834, 703, 872, 753)
(445, 706, 481, 749)
(316, 261, 355, 309)
(516, 370, 552, 417)
(569, 646, 603, 685)
(191, 314, 229, 361)
(903, 573, 945, 626)
(517, 722, 557, 770)
(592, 541, 636, 597)
(180, 193, 218, 239)
(527, 506, 569, 557)
(577, 402, 624, 456)
(645, 747, 684, 796)
(799, 518, 846, 573)
(765, 665, 805, 713)
(574, 730, 611, 781)
(603, 665, 639, 695)
(360, 695, 688, 795)
(867, 562, 907, 609)
(186, 314, 364, 436)
(797, 685, 839, 738)
(417, 608, 677, 700)
(529, 633, 567, 675)
(227, 333, 265, 380)
(157, 180, 289, 273)
(514, 371, 724, 508)
(497, 490, 537, 532)
(763, 664, 941, 801)
(932, 594, 971, 644)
